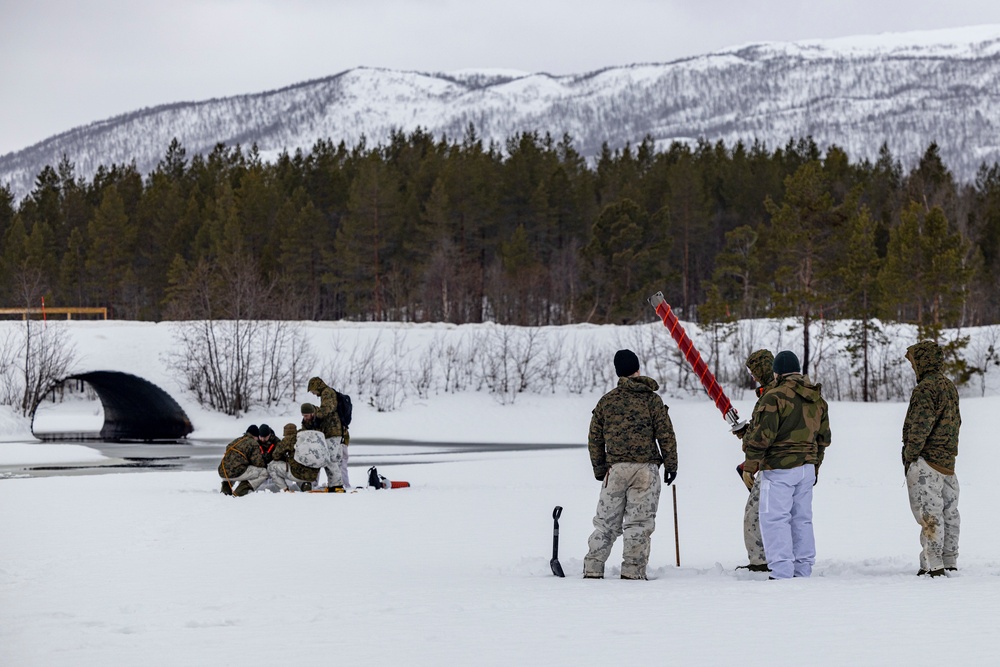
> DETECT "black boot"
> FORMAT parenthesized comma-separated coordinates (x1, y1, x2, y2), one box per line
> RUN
(233, 482, 253, 497)
(220, 481, 234, 496)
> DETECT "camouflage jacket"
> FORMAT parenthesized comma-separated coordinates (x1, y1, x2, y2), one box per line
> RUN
(742, 349, 777, 453)
(902, 341, 961, 473)
(743, 374, 831, 473)
(271, 432, 320, 482)
(588, 376, 678, 480)
(218, 434, 267, 479)
(310, 378, 348, 441)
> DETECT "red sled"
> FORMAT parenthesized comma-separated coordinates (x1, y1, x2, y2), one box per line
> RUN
(386, 480, 410, 489)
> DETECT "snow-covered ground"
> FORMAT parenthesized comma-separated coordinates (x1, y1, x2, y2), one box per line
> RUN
(3, 320, 1000, 664)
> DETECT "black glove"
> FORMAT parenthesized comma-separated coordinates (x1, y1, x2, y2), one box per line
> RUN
(664, 470, 677, 485)
(594, 467, 608, 482)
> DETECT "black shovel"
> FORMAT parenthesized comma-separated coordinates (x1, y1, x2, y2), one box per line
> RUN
(550, 505, 565, 577)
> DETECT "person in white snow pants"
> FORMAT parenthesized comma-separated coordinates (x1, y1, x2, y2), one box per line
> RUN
(759, 465, 816, 578)
(742, 350, 831, 580)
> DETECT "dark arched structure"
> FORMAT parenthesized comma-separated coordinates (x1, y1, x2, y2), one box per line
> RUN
(33, 371, 193, 442)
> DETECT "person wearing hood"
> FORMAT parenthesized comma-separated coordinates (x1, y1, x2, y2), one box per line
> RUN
(734, 349, 778, 573)
(902, 340, 961, 578)
(742, 350, 831, 579)
(308, 376, 351, 488)
(583, 349, 678, 580)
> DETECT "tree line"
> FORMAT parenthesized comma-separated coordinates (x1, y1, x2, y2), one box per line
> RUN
(1, 128, 998, 338)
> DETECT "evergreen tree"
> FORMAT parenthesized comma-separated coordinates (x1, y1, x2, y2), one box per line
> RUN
(582, 199, 663, 323)
(764, 161, 841, 374)
(330, 151, 402, 320)
(85, 186, 137, 314)
(838, 203, 883, 401)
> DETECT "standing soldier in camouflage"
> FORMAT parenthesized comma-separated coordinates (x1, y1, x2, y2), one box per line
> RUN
(308, 377, 351, 488)
(301, 401, 344, 490)
(268, 423, 321, 492)
(218, 424, 271, 497)
(902, 340, 961, 577)
(583, 349, 678, 581)
(742, 350, 830, 579)
(734, 349, 777, 573)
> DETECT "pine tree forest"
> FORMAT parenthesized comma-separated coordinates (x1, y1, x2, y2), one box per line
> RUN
(2, 130, 1000, 333)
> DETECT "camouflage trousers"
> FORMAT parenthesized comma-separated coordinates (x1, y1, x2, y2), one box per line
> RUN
(584, 463, 661, 579)
(340, 442, 351, 488)
(744, 476, 766, 566)
(223, 465, 270, 490)
(906, 457, 960, 571)
(267, 461, 310, 491)
(323, 436, 345, 488)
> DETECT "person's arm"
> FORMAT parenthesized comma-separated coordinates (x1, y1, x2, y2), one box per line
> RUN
(902, 385, 936, 467)
(654, 400, 678, 476)
(743, 393, 780, 474)
(588, 405, 607, 481)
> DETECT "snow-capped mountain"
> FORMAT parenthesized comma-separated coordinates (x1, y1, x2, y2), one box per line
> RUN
(3, 25, 1000, 200)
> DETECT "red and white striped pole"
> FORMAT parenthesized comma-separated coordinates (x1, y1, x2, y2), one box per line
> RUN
(648, 291, 745, 432)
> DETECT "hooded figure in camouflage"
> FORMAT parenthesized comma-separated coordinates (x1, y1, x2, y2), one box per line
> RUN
(583, 349, 678, 580)
(734, 349, 777, 572)
(742, 350, 831, 579)
(308, 376, 350, 488)
(903, 340, 961, 577)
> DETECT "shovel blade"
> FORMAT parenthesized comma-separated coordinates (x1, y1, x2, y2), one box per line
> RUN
(550, 558, 565, 578)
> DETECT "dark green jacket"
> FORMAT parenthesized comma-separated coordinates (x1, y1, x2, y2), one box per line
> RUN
(902, 341, 961, 473)
(744, 374, 831, 473)
(588, 376, 678, 480)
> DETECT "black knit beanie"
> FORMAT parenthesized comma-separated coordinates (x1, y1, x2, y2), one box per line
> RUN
(246, 424, 260, 437)
(772, 350, 801, 375)
(614, 349, 640, 377)
(258, 424, 273, 438)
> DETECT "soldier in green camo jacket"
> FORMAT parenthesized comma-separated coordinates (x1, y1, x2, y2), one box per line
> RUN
(267, 423, 320, 492)
(583, 349, 678, 581)
(742, 350, 830, 579)
(902, 340, 961, 578)
(733, 349, 778, 573)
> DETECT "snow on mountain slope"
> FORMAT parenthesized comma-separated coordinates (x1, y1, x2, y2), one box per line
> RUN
(2, 25, 1000, 200)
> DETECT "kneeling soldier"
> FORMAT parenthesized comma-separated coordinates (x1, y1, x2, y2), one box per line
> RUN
(268, 423, 321, 492)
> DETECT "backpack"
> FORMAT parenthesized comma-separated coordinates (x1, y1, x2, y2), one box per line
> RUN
(336, 390, 353, 428)
(367, 466, 385, 489)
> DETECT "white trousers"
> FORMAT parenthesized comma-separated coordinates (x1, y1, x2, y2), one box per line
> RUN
(759, 465, 816, 579)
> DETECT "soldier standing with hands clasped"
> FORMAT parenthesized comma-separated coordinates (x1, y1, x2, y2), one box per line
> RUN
(902, 340, 961, 578)
(583, 349, 678, 581)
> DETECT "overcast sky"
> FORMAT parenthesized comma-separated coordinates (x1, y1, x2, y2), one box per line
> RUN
(3, 0, 1000, 156)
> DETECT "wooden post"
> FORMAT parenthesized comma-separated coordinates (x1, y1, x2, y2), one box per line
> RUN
(672, 485, 680, 567)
